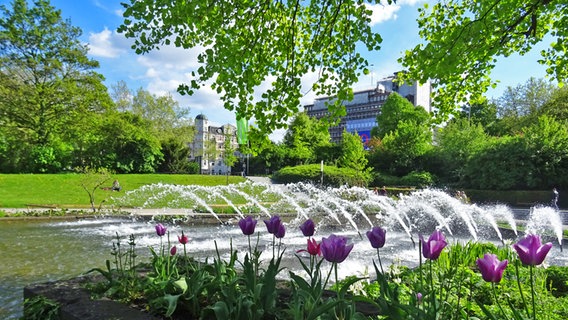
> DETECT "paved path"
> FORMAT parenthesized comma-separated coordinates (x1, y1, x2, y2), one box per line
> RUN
(246, 176, 275, 184)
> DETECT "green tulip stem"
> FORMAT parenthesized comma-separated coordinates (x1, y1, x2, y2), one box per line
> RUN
(492, 282, 507, 319)
(376, 248, 384, 274)
(429, 259, 436, 315)
(514, 259, 530, 317)
(530, 265, 536, 320)
(335, 263, 340, 296)
(323, 262, 334, 293)
(309, 254, 315, 281)
(419, 239, 424, 290)
(272, 234, 275, 259)
(247, 234, 252, 258)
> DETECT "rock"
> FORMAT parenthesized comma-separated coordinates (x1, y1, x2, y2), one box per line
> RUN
(23, 275, 159, 320)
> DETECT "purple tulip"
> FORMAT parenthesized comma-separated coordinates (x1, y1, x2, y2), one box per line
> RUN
(155, 223, 167, 237)
(275, 223, 286, 239)
(366, 226, 386, 249)
(420, 229, 447, 260)
(513, 234, 553, 266)
(476, 253, 508, 283)
(299, 219, 315, 237)
(239, 215, 257, 235)
(264, 215, 282, 234)
(416, 292, 423, 304)
(170, 245, 177, 255)
(320, 234, 354, 263)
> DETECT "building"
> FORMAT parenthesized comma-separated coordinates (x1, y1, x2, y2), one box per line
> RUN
(190, 114, 241, 175)
(304, 72, 432, 144)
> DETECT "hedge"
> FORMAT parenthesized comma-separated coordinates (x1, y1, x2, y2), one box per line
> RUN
(272, 164, 372, 187)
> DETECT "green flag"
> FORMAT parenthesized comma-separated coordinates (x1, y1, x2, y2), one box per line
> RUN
(236, 116, 248, 145)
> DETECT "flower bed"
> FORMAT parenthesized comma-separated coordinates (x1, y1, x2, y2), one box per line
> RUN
(62, 217, 568, 319)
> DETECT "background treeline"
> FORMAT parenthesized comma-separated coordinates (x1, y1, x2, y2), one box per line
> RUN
(1, 1, 567, 195)
(0, 1, 197, 174)
(255, 78, 568, 193)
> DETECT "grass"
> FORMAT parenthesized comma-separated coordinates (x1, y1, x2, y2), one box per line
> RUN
(0, 174, 247, 208)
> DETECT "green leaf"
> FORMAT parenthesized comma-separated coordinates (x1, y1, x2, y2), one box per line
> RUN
(163, 294, 182, 317)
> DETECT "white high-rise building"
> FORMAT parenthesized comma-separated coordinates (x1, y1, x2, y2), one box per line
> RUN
(305, 72, 432, 144)
(190, 114, 241, 175)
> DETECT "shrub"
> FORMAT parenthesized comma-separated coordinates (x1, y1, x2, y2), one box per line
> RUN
(371, 172, 402, 187)
(400, 171, 436, 188)
(272, 164, 372, 187)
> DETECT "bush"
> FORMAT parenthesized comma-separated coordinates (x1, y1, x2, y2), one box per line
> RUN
(272, 164, 372, 187)
(371, 172, 402, 187)
(400, 171, 436, 188)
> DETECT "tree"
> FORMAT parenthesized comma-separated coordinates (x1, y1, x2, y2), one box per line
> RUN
(78, 167, 112, 212)
(110, 80, 132, 112)
(478, 77, 557, 135)
(157, 137, 193, 173)
(539, 86, 568, 121)
(87, 112, 163, 173)
(371, 92, 431, 139)
(203, 137, 218, 174)
(109, 83, 195, 173)
(522, 115, 568, 188)
(338, 130, 371, 186)
(130, 88, 190, 138)
(401, 0, 565, 122)
(282, 113, 331, 166)
(368, 93, 432, 175)
(118, 0, 389, 136)
(463, 135, 529, 190)
(379, 120, 433, 176)
(458, 100, 498, 130)
(0, 0, 112, 172)
(434, 119, 488, 185)
(497, 78, 555, 118)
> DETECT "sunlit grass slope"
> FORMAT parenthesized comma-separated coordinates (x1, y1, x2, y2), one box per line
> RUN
(0, 174, 246, 208)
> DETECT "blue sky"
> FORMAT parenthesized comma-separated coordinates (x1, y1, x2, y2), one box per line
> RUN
(47, 0, 554, 141)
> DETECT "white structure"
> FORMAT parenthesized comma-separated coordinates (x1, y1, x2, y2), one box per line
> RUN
(305, 72, 432, 144)
(190, 114, 241, 175)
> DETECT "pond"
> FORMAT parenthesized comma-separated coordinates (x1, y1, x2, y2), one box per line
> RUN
(2, 185, 567, 319)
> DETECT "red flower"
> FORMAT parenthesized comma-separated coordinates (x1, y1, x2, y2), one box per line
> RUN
(178, 231, 189, 245)
(297, 238, 321, 256)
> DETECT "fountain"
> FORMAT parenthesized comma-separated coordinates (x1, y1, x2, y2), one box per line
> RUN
(1, 181, 566, 319)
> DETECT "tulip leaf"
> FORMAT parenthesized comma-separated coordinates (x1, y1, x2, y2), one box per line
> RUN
(163, 294, 182, 317)
(173, 278, 188, 294)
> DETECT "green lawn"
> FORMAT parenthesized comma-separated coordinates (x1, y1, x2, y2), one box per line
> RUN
(0, 174, 247, 208)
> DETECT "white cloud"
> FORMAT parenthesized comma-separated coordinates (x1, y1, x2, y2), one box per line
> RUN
(87, 28, 128, 58)
(366, 3, 401, 26)
(366, 0, 426, 26)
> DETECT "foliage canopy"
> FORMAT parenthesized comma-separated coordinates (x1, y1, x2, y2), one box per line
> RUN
(401, 0, 565, 122)
(118, 0, 393, 135)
